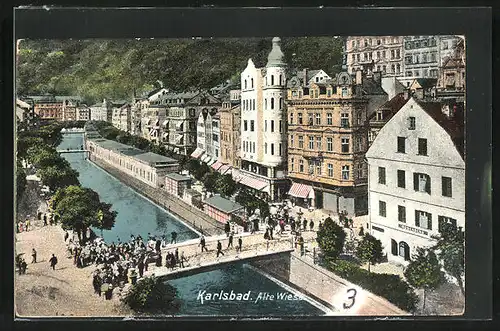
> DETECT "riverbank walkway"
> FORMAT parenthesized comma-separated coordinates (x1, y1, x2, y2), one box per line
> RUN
(57, 149, 90, 154)
(144, 231, 317, 281)
(90, 156, 225, 236)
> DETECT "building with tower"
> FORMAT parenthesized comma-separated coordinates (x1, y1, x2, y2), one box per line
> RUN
(237, 37, 289, 201)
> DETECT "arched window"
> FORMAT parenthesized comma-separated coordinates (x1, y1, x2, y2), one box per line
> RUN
(244, 80, 247, 89)
(251, 78, 254, 88)
(279, 97, 283, 110)
(391, 239, 398, 255)
(279, 74, 282, 85)
(271, 98, 275, 110)
(271, 75, 275, 85)
(399, 241, 410, 261)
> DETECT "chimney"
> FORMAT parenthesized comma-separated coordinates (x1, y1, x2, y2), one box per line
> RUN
(355, 69, 363, 85)
(403, 88, 410, 100)
(303, 68, 308, 87)
(373, 72, 382, 84)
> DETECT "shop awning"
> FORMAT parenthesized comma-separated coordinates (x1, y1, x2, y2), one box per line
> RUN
(211, 161, 223, 170)
(218, 164, 232, 175)
(288, 183, 313, 199)
(201, 154, 211, 163)
(235, 173, 268, 191)
(207, 158, 217, 166)
(191, 148, 205, 159)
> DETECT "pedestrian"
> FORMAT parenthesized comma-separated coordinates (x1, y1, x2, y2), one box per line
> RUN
(309, 219, 314, 231)
(93, 274, 102, 296)
(143, 255, 149, 272)
(64, 231, 69, 242)
(155, 238, 161, 253)
(156, 253, 162, 267)
(137, 258, 144, 278)
(179, 251, 187, 268)
(303, 219, 308, 231)
(269, 226, 274, 240)
(171, 231, 178, 244)
(264, 229, 270, 240)
(31, 248, 37, 264)
(227, 232, 234, 249)
(237, 237, 243, 253)
(21, 259, 28, 274)
(224, 222, 231, 237)
(359, 226, 364, 236)
(175, 248, 179, 267)
(43, 214, 47, 226)
(216, 240, 224, 258)
(49, 254, 58, 270)
(199, 236, 208, 252)
(299, 236, 305, 256)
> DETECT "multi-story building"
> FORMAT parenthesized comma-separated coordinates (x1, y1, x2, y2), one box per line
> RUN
(76, 105, 91, 121)
(33, 98, 63, 120)
(141, 104, 168, 145)
(218, 92, 241, 170)
(212, 113, 221, 161)
(286, 69, 387, 215)
(131, 97, 149, 136)
(195, 108, 217, 164)
(345, 36, 404, 77)
(90, 99, 111, 122)
(238, 37, 289, 202)
(437, 38, 465, 92)
(402, 35, 462, 83)
(366, 97, 464, 264)
(112, 102, 131, 132)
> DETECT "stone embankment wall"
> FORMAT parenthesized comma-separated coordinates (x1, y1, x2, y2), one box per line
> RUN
(252, 252, 408, 316)
(89, 155, 224, 236)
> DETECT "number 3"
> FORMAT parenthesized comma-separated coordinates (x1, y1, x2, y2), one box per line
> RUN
(343, 288, 357, 309)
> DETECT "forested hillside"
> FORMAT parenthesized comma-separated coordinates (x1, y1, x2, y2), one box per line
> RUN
(16, 37, 344, 104)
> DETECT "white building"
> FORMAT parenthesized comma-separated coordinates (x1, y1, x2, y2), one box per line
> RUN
(76, 105, 91, 121)
(90, 99, 110, 122)
(239, 37, 288, 201)
(366, 97, 464, 264)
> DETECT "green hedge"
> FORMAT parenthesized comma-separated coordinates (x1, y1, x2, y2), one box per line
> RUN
(326, 259, 418, 313)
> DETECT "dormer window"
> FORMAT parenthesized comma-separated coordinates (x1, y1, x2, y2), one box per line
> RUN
(408, 116, 416, 130)
(376, 111, 384, 121)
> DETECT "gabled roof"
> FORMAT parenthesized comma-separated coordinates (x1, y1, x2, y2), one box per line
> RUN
(204, 195, 244, 214)
(417, 100, 464, 158)
(369, 93, 409, 121)
(411, 78, 438, 89)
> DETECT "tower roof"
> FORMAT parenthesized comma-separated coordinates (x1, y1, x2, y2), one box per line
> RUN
(266, 37, 286, 68)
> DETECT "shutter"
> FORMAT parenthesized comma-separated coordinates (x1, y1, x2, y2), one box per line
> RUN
(428, 213, 432, 230)
(414, 173, 419, 191)
(415, 210, 420, 227)
(425, 175, 431, 194)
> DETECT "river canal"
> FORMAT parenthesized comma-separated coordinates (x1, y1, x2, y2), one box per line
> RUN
(59, 133, 323, 316)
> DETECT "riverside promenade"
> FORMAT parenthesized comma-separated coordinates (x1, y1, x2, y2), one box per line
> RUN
(89, 156, 225, 236)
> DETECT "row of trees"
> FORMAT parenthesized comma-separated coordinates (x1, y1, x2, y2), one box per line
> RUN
(316, 217, 465, 312)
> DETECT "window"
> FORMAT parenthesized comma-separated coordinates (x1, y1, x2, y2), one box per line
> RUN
(414, 173, 431, 194)
(308, 114, 314, 126)
(379, 201, 387, 217)
(315, 113, 321, 125)
(299, 159, 304, 172)
(357, 163, 364, 178)
(341, 138, 350, 153)
(298, 113, 303, 124)
(271, 75, 274, 85)
(279, 120, 282, 133)
(397, 170, 406, 188)
(357, 113, 362, 125)
(309, 136, 314, 150)
(279, 75, 282, 85)
(399, 242, 410, 261)
(415, 210, 432, 230)
(418, 138, 427, 156)
(408, 116, 416, 130)
(342, 165, 350, 180)
(279, 143, 282, 156)
(290, 135, 294, 147)
(328, 164, 333, 177)
(244, 80, 247, 89)
(327, 137, 333, 151)
(253, 142, 255, 153)
(398, 206, 406, 223)
(396, 49, 401, 58)
(265, 143, 267, 154)
(378, 167, 386, 184)
(265, 120, 267, 132)
(250, 120, 255, 132)
(442, 176, 453, 197)
(391, 50, 395, 59)
(341, 113, 349, 128)
(438, 216, 457, 233)
(391, 239, 398, 256)
(308, 162, 314, 175)
(316, 161, 322, 175)
(244, 120, 248, 131)
(397, 137, 406, 153)
(271, 143, 274, 155)
(271, 98, 275, 110)
(316, 136, 322, 150)
(327, 113, 333, 125)
(251, 78, 254, 88)
(290, 158, 294, 171)
(279, 98, 283, 110)
(271, 120, 274, 132)
(382, 50, 386, 58)
(298, 135, 304, 148)
(327, 89, 332, 97)
(264, 99, 267, 110)
(290, 113, 294, 124)
(355, 136, 362, 151)
(342, 87, 348, 97)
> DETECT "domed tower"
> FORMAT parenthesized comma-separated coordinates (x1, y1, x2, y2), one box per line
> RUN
(262, 37, 287, 168)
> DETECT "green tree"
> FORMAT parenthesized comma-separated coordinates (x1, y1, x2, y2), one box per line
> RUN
(38, 165, 80, 192)
(27, 146, 65, 169)
(404, 247, 445, 311)
(216, 174, 238, 197)
(355, 233, 384, 273)
(121, 276, 180, 315)
(16, 162, 27, 203)
(431, 223, 465, 296)
(202, 171, 218, 193)
(316, 217, 346, 261)
(17, 136, 45, 160)
(52, 185, 117, 243)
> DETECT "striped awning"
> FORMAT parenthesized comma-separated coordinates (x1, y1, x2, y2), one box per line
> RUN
(207, 158, 217, 166)
(288, 183, 313, 199)
(191, 148, 205, 159)
(218, 164, 232, 175)
(235, 173, 268, 191)
(201, 154, 211, 163)
(211, 161, 223, 170)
